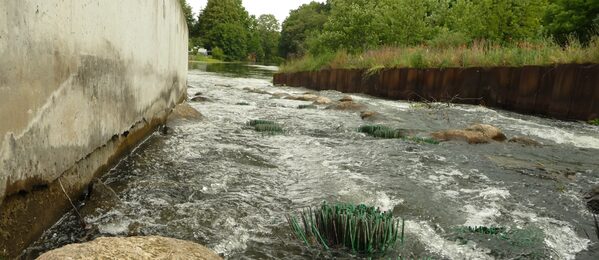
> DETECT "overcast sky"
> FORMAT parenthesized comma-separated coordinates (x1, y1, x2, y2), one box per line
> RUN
(188, 0, 324, 24)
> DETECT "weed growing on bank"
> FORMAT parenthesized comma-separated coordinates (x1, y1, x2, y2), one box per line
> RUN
(286, 202, 404, 256)
(280, 37, 599, 73)
(589, 119, 599, 126)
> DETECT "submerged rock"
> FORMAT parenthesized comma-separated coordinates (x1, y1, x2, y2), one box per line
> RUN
(285, 94, 319, 101)
(270, 92, 289, 99)
(313, 96, 332, 105)
(509, 136, 542, 146)
(339, 95, 353, 102)
(584, 185, 599, 214)
(37, 236, 222, 260)
(190, 96, 211, 102)
(432, 124, 506, 144)
(360, 111, 378, 119)
(326, 101, 367, 111)
(244, 88, 271, 95)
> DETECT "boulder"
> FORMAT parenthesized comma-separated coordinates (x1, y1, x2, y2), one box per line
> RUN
(339, 95, 353, 102)
(326, 101, 367, 111)
(313, 96, 332, 105)
(431, 130, 491, 144)
(360, 111, 378, 120)
(432, 124, 506, 144)
(509, 136, 542, 146)
(37, 236, 222, 260)
(465, 124, 507, 141)
(168, 103, 203, 121)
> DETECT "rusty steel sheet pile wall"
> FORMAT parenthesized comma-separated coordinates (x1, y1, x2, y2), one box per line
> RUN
(0, 0, 188, 256)
(274, 64, 599, 120)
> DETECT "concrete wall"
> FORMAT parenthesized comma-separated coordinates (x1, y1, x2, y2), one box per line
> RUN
(0, 0, 188, 256)
(274, 65, 599, 121)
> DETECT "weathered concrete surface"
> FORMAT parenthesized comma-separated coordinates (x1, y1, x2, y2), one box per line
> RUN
(0, 0, 188, 257)
(37, 236, 222, 260)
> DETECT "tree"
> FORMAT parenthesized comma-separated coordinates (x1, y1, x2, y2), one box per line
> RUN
(178, 0, 195, 32)
(257, 14, 281, 63)
(280, 1, 330, 58)
(448, 0, 547, 42)
(197, 0, 251, 59)
(544, 0, 599, 44)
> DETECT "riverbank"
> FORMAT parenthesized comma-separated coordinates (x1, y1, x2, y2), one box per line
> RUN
(273, 64, 599, 121)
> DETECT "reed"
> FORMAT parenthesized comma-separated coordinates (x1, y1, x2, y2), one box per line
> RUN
(247, 120, 284, 134)
(358, 125, 402, 139)
(286, 202, 404, 255)
(280, 36, 599, 73)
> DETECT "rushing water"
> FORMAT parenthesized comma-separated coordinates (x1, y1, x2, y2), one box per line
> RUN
(25, 63, 599, 259)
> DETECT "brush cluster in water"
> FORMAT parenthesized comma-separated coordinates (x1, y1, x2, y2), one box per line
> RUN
(358, 125, 439, 144)
(452, 226, 548, 259)
(247, 119, 284, 134)
(298, 104, 318, 109)
(286, 202, 404, 256)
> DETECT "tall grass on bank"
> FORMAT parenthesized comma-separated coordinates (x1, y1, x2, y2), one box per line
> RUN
(286, 202, 404, 255)
(280, 37, 599, 73)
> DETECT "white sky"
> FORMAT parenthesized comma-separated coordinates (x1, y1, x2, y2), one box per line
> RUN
(188, 0, 325, 24)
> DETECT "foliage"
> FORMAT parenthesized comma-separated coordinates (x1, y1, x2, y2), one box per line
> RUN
(286, 202, 404, 255)
(247, 120, 284, 134)
(195, 0, 282, 62)
(257, 14, 282, 63)
(545, 0, 599, 45)
(280, 1, 330, 58)
(589, 119, 599, 126)
(211, 47, 225, 61)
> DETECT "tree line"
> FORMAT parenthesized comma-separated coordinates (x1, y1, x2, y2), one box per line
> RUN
(280, 0, 599, 58)
(179, 0, 282, 63)
(179, 0, 598, 63)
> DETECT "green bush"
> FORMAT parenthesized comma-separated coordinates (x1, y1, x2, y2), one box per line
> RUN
(211, 47, 225, 61)
(286, 202, 404, 255)
(589, 119, 599, 126)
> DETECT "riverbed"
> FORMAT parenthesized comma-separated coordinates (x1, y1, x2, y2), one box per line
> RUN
(25, 63, 599, 259)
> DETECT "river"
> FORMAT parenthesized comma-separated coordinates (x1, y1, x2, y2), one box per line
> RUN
(25, 63, 599, 259)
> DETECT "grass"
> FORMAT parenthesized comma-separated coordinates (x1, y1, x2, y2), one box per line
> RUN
(286, 202, 404, 255)
(358, 125, 439, 144)
(280, 36, 599, 73)
(189, 54, 223, 64)
(589, 119, 599, 126)
(247, 120, 284, 134)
